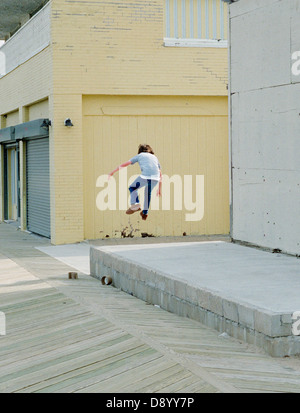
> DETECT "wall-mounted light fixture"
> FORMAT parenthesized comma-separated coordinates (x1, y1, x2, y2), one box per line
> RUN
(40, 119, 51, 129)
(64, 118, 74, 127)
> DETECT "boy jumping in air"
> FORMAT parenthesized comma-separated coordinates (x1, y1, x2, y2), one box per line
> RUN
(108, 144, 162, 221)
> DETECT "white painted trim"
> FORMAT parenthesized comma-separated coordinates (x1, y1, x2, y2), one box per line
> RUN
(164, 38, 228, 48)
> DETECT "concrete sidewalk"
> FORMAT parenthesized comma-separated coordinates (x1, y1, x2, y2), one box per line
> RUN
(90, 239, 300, 357)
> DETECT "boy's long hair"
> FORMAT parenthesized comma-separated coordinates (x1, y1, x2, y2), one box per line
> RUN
(138, 144, 154, 155)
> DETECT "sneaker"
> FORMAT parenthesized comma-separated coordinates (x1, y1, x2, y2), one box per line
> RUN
(140, 211, 148, 221)
(126, 204, 141, 215)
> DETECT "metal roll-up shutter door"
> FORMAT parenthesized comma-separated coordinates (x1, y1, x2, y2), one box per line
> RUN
(26, 137, 50, 238)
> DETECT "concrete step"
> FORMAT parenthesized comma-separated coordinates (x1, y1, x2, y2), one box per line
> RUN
(90, 241, 300, 357)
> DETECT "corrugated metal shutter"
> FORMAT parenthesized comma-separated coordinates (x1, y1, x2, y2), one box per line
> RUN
(26, 137, 50, 238)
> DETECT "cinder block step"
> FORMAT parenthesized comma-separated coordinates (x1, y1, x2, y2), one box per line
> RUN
(90, 241, 300, 357)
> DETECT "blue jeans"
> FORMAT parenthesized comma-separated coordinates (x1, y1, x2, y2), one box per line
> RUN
(129, 176, 158, 215)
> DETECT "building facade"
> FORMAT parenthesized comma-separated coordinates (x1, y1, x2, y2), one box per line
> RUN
(0, 0, 229, 244)
(228, 0, 300, 255)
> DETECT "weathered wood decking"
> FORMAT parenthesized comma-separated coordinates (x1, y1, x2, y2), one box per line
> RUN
(1, 223, 300, 393)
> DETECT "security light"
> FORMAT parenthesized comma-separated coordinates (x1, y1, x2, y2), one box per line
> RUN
(64, 118, 74, 127)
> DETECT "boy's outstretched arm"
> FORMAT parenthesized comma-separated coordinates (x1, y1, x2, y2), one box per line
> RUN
(108, 161, 132, 179)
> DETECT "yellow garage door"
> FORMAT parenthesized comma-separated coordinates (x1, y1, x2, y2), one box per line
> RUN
(82, 95, 229, 240)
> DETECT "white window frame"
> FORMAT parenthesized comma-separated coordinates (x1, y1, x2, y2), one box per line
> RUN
(164, 38, 228, 48)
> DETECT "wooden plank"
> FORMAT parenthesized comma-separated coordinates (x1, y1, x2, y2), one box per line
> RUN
(3, 340, 150, 393)
(29, 348, 161, 393)
(2, 224, 300, 393)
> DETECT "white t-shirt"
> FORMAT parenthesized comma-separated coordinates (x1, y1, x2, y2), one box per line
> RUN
(130, 152, 161, 181)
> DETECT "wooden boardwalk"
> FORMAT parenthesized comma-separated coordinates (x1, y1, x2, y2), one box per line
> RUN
(1, 223, 300, 393)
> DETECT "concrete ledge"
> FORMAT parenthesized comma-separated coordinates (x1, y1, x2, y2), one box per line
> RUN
(90, 242, 300, 357)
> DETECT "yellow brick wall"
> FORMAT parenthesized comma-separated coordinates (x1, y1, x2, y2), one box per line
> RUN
(48, 0, 228, 244)
(0, 1, 228, 245)
(3, 110, 19, 127)
(0, 47, 52, 116)
(28, 99, 49, 121)
(0, 46, 54, 232)
(50, 94, 84, 244)
(51, 0, 228, 96)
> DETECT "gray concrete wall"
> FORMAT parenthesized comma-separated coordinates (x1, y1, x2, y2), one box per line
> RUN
(229, 0, 300, 255)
